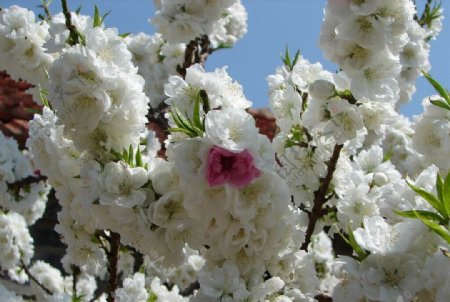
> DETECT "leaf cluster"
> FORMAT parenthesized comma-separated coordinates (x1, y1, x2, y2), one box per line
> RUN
(281, 45, 300, 71)
(416, 0, 442, 29)
(422, 71, 450, 111)
(396, 172, 450, 245)
(284, 125, 307, 149)
(93, 5, 110, 28)
(169, 90, 210, 137)
(111, 145, 147, 169)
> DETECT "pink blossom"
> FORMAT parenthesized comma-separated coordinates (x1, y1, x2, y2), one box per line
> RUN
(206, 146, 261, 188)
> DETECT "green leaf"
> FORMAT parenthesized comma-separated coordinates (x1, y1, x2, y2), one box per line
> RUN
(75, 5, 82, 15)
(101, 11, 111, 25)
(172, 107, 192, 131)
(193, 92, 202, 130)
(119, 32, 131, 38)
(135, 146, 143, 167)
(24, 108, 41, 115)
(110, 149, 124, 161)
(281, 45, 291, 69)
(38, 85, 50, 108)
(93, 5, 110, 27)
(215, 43, 232, 51)
(437, 173, 444, 203)
(430, 99, 450, 111)
(292, 50, 301, 68)
(168, 127, 195, 136)
(122, 148, 129, 164)
(443, 172, 450, 220)
(147, 293, 158, 302)
(280, 45, 301, 71)
(72, 294, 85, 302)
(383, 147, 393, 163)
(414, 210, 450, 244)
(339, 227, 368, 261)
(422, 71, 450, 103)
(93, 5, 101, 27)
(407, 180, 447, 219)
(128, 145, 134, 166)
(394, 210, 446, 224)
(169, 102, 205, 138)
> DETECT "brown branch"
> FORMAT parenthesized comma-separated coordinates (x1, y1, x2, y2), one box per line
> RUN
(107, 232, 121, 302)
(301, 144, 343, 250)
(71, 265, 81, 299)
(8, 175, 46, 193)
(315, 293, 333, 302)
(176, 35, 212, 79)
(180, 281, 199, 297)
(20, 260, 53, 296)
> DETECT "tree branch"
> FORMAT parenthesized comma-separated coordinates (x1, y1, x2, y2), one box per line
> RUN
(301, 144, 343, 250)
(180, 281, 199, 297)
(8, 175, 46, 194)
(71, 265, 81, 299)
(106, 232, 121, 302)
(20, 260, 53, 296)
(176, 35, 212, 79)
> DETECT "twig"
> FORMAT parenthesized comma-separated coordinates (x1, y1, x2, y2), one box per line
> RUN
(176, 35, 212, 79)
(180, 281, 199, 297)
(301, 144, 343, 250)
(20, 260, 53, 296)
(315, 293, 333, 302)
(61, 0, 80, 45)
(8, 175, 46, 193)
(71, 265, 80, 299)
(107, 232, 121, 302)
(38, 0, 52, 21)
(151, 36, 212, 141)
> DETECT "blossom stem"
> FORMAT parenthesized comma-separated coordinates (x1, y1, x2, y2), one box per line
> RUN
(20, 260, 53, 296)
(107, 232, 121, 302)
(301, 144, 343, 250)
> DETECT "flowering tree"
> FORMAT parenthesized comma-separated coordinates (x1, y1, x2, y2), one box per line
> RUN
(0, 0, 449, 301)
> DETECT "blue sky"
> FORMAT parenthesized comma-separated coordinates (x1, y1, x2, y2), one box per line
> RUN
(3, 0, 449, 116)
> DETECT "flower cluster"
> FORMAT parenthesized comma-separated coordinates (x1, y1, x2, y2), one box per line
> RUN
(320, 0, 437, 106)
(0, 132, 50, 285)
(0, 1, 449, 301)
(125, 33, 185, 108)
(152, 0, 247, 47)
(0, 6, 54, 95)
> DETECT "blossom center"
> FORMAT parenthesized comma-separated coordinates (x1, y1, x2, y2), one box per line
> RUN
(206, 146, 261, 188)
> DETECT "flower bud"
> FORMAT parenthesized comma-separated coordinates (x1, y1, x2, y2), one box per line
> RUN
(308, 79, 336, 101)
(373, 172, 388, 186)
